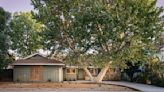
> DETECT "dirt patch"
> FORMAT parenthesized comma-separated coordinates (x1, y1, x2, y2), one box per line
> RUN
(0, 82, 136, 91)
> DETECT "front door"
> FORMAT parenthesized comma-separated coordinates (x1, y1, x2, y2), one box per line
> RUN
(30, 66, 43, 81)
(77, 69, 85, 80)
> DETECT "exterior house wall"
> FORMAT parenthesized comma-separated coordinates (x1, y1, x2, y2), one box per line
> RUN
(14, 65, 63, 82)
(63, 67, 121, 81)
(65, 73, 77, 81)
(64, 68, 77, 81)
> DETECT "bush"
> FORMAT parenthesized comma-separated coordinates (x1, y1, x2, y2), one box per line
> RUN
(121, 57, 164, 87)
(121, 73, 131, 81)
(132, 72, 146, 83)
(151, 76, 164, 87)
(136, 60, 164, 87)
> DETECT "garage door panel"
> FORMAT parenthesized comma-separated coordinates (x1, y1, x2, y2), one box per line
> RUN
(30, 66, 43, 81)
(43, 66, 60, 82)
(14, 66, 30, 82)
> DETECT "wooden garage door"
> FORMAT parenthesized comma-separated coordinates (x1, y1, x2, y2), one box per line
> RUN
(30, 66, 43, 81)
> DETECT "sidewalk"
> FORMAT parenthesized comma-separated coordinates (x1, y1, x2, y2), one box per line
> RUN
(65, 81, 164, 92)
(103, 81, 164, 92)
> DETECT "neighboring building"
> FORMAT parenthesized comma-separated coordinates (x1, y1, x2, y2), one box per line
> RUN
(12, 53, 64, 82)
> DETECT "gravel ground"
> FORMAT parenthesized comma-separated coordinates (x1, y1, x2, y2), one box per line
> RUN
(0, 82, 137, 92)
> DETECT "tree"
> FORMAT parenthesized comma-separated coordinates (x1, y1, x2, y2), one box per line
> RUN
(32, 0, 164, 82)
(0, 7, 13, 70)
(10, 12, 43, 57)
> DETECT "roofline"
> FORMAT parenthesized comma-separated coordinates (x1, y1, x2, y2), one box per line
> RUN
(12, 63, 65, 66)
(66, 66, 78, 68)
(23, 53, 47, 60)
(65, 65, 98, 68)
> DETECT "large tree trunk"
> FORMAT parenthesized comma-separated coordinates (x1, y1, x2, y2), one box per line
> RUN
(95, 65, 109, 83)
(78, 60, 94, 81)
(78, 56, 111, 82)
(82, 66, 94, 81)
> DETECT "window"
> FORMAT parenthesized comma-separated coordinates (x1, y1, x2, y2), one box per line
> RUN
(66, 68, 76, 74)
(66, 69, 70, 73)
(72, 69, 75, 73)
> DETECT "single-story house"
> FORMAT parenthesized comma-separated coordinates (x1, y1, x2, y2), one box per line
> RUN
(12, 53, 120, 82)
(12, 53, 64, 82)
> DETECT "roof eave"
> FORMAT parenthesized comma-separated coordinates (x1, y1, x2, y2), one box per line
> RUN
(12, 63, 65, 66)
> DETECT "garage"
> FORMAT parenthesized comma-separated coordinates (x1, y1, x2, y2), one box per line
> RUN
(13, 53, 64, 82)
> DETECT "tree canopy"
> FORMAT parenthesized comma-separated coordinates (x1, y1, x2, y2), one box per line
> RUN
(32, 0, 164, 66)
(31, 0, 164, 82)
(10, 12, 43, 57)
(0, 7, 13, 70)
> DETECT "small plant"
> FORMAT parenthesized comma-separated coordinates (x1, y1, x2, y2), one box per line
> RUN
(47, 79, 52, 82)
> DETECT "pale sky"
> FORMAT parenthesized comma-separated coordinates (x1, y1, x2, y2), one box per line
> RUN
(0, 0, 33, 13)
(0, 0, 164, 13)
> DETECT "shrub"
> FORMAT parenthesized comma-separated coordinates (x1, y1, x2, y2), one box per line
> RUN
(139, 58, 164, 86)
(121, 57, 164, 87)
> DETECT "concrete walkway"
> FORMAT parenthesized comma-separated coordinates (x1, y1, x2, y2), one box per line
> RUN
(103, 81, 164, 92)
(66, 81, 164, 92)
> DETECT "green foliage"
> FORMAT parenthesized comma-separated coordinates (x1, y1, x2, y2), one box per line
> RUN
(0, 55, 14, 71)
(10, 12, 43, 57)
(123, 56, 164, 87)
(144, 57, 164, 86)
(0, 7, 12, 70)
(32, 0, 164, 68)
